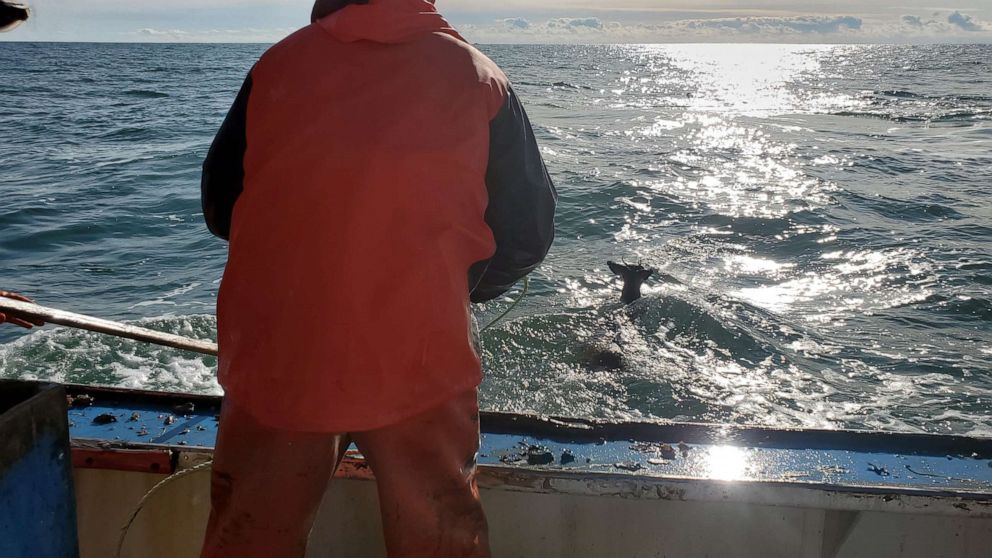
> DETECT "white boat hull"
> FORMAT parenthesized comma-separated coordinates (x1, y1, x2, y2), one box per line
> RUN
(76, 461, 992, 558)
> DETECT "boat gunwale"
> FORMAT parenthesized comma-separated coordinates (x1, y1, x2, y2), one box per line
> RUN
(68, 435, 992, 518)
(0, 375, 981, 522)
(47, 380, 992, 456)
(37, 379, 991, 518)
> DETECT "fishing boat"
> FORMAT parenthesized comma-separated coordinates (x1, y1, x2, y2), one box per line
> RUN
(1, 300, 991, 557)
(0, 379, 986, 558)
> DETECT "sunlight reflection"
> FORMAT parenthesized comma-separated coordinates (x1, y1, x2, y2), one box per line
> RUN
(636, 44, 857, 117)
(736, 247, 935, 316)
(705, 445, 751, 481)
(723, 255, 793, 277)
(605, 45, 854, 220)
(651, 114, 832, 218)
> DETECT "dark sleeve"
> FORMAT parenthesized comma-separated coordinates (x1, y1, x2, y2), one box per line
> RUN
(201, 72, 253, 241)
(470, 86, 558, 303)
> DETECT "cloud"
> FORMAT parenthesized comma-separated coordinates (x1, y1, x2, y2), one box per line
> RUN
(948, 11, 982, 31)
(680, 16, 862, 34)
(463, 15, 869, 44)
(890, 12, 989, 38)
(548, 17, 604, 30)
(130, 27, 292, 43)
(901, 15, 924, 28)
(500, 17, 530, 30)
(138, 28, 189, 39)
(498, 16, 611, 37)
(461, 12, 992, 44)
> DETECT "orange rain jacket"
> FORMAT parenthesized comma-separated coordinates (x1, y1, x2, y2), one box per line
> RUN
(202, 0, 556, 432)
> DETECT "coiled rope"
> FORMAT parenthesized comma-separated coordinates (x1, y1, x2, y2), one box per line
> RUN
(114, 460, 214, 558)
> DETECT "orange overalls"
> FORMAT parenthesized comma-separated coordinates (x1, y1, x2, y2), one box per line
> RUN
(199, 0, 556, 555)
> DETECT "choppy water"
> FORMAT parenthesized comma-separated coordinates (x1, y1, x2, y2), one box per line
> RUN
(1, 42, 990, 435)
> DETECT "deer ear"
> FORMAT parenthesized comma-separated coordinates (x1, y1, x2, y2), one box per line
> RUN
(607, 261, 623, 276)
(639, 269, 654, 281)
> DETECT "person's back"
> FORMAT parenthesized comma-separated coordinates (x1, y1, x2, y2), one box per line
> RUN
(201, 1, 556, 556)
(210, 7, 525, 431)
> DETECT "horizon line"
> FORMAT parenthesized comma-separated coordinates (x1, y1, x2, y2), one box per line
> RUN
(2, 39, 992, 46)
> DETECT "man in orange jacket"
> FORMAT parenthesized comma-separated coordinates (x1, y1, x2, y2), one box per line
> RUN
(200, 0, 556, 556)
(0, 1, 28, 31)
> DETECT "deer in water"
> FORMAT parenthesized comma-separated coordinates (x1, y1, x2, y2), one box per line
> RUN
(607, 261, 654, 304)
(581, 261, 656, 371)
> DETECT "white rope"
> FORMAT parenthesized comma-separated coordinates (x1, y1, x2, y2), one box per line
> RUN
(480, 276, 530, 333)
(114, 460, 214, 558)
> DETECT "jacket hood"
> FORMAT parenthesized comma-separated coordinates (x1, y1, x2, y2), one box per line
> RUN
(319, 0, 465, 44)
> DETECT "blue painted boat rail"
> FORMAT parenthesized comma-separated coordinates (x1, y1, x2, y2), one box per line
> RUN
(6, 379, 987, 515)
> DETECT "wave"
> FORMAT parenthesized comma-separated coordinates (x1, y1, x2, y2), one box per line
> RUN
(696, 213, 808, 237)
(946, 223, 992, 241)
(926, 296, 992, 322)
(869, 89, 992, 104)
(875, 89, 923, 99)
(930, 111, 992, 122)
(122, 89, 170, 99)
(830, 110, 991, 123)
(952, 94, 992, 103)
(839, 191, 965, 221)
(95, 126, 156, 140)
(479, 283, 913, 430)
(0, 314, 220, 395)
(955, 260, 992, 272)
(518, 80, 593, 90)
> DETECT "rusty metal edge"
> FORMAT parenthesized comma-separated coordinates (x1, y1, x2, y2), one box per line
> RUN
(71, 445, 173, 475)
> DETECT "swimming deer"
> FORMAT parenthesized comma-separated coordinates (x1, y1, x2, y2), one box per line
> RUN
(581, 261, 656, 370)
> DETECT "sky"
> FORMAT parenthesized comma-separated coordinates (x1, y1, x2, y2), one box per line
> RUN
(3, 0, 991, 44)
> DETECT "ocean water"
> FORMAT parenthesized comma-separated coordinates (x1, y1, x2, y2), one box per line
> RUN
(1, 42, 990, 435)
